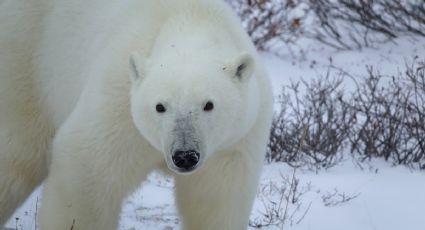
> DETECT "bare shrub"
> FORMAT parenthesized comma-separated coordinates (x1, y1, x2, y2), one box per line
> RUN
(348, 58, 425, 169)
(249, 169, 360, 228)
(251, 120, 312, 228)
(228, 0, 425, 51)
(249, 169, 312, 228)
(227, 0, 310, 54)
(269, 58, 425, 170)
(303, 0, 425, 49)
(404, 59, 425, 166)
(321, 189, 360, 207)
(268, 70, 354, 170)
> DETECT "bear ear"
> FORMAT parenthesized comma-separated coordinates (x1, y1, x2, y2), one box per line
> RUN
(129, 52, 147, 84)
(225, 52, 255, 82)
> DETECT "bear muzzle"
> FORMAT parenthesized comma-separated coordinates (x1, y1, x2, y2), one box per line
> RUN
(172, 150, 200, 172)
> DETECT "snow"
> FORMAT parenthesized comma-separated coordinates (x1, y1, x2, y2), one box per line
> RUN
(5, 36, 425, 230)
(251, 160, 425, 230)
(264, 36, 425, 96)
(7, 160, 425, 230)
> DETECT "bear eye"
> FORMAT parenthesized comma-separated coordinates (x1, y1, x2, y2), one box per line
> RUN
(203, 101, 214, 112)
(156, 103, 166, 113)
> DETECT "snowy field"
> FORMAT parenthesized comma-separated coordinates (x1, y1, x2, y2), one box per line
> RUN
(5, 36, 425, 230)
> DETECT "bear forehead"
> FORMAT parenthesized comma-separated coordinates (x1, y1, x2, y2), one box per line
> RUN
(145, 73, 233, 95)
(139, 71, 238, 106)
(147, 58, 229, 82)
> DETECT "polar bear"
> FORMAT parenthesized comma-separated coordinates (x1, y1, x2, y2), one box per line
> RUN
(0, 0, 273, 229)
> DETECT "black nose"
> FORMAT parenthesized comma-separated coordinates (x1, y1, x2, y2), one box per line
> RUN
(172, 150, 200, 170)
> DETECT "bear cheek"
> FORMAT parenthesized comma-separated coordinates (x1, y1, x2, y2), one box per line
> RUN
(130, 100, 160, 150)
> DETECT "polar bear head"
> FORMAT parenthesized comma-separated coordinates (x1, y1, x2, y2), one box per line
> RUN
(129, 47, 260, 174)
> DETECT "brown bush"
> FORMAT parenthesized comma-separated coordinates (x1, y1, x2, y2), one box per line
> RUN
(268, 58, 425, 170)
(229, 0, 425, 51)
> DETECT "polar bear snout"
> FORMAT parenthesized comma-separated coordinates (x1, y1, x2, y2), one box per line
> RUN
(172, 150, 200, 172)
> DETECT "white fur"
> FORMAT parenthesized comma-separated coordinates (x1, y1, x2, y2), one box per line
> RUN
(0, 0, 273, 229)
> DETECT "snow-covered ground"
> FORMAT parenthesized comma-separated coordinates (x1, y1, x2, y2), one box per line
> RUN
(120, 158, 425, 230)
(5, 36, 425, 230)
(251, 160, 425, 230)
(264, 36, 425, 95)
(7, 160, 425, 230)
